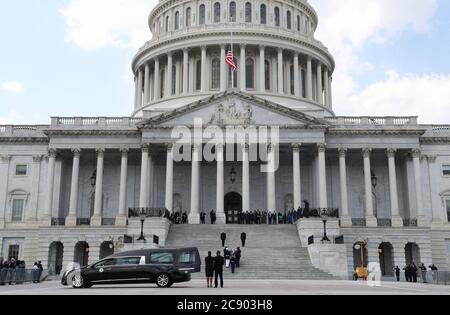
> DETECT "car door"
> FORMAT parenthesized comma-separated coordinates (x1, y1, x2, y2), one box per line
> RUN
(85, 258, 115, 283)
(177, 249, 201, 273)
(148, 251, 175, 277)
(108, 257, 142, 282)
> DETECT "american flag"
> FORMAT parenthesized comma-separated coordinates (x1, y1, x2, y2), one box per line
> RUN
(226, 50, 237, 72)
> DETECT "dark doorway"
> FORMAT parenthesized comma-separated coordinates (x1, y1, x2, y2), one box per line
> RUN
(48, 242, 64, 275)
(225, 192, 242, 224)
(74, 242, 90, 267)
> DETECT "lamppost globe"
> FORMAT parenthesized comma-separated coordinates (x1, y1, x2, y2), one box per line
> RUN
(321, 209, 330, 243)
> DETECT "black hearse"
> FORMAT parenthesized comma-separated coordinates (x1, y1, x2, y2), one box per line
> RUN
(61, 247, 201, 288)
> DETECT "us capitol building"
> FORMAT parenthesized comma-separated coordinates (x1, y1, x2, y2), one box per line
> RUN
(1, 0, 449, 279)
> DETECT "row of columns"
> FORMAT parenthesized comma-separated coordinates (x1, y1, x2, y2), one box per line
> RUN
(41, 145, 431, 227)
(134, 46, 333, 108)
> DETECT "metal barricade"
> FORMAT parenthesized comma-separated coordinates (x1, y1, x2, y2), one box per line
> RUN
(0, 268, 42, 285)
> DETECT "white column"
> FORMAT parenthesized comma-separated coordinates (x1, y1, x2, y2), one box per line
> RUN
(316, 63, 323, 105)
(240, 44, 246, 91)
(189, 144, 201, 224)
(328, 75, 333, 108)
(42, 150, 56, 225)
(363, 148, 377, 227)
(137, 68, 143, 107)
(216, 144, 226, 223)
(201, 46, 207, 92)
(134, 75, 138, 109)
(323, 68, 330, 107)
(183, 49, 189, 94)
(387, 149, 402, 227)
(306, 56, 313, 100)
(317, 144, 328, 209)
(242, 143, 250, 212)
(412, 149, 428, 226)
(166, 52, 173, 97)
(267, 144, 276, 212)
(153, 58, 160, 100)
(339, 148, 351, 226)
(27, 155, 43, 223)
(91, 149, 104, 226)
(66, 149, 81, 227)
(292, 144, 302, 209)
(175, 61, 181, 95)
(165, 144, 174, 213)
(139, 145, 149, 208)
(0, 155, 12, 228)
(220, 45, 227, 92)
(259, 45, 265, 92)
(143, 63, 150, 104)
(116, 149, 128, 226)
(277, 48, 284, 94)
(293, 53, 300, 97)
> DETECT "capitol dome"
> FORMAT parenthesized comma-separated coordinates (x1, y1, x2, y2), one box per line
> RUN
(131, 0, 335, 118)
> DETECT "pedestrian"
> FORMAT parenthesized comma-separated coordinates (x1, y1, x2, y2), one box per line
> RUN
(37, 261, 43, 283)
(394, 266, 401, 282)
(210, 210, 216, 225)
(200, 212, 206, 224)
(429, 264, 438, 283)
(230, 253, 236, 274)
(224, 247, 231, 268)
(8, 258, 16, 285)
(205, 252, 214, 288)
(33, 262, 39, 283)
(241, 232, 247, 247)
(220, 232, 227, 247)
(419, 263, 427, 283)
(403, 265, 411, 282)
(0, 258, 4, 286)
(214, 251, 224, 288)
(411, 263, 418, 283)
(235, 247, 241, 268)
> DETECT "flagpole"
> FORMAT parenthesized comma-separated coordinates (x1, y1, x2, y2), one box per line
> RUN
(231, 29, 234, 89)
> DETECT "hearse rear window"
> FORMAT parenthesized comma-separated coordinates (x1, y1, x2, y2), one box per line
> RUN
(149, 252, 174, 264)
(178, 250, 195, 264)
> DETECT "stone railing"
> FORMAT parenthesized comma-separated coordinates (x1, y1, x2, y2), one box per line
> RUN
(0, 125, 49, 137)
(403, 219, 418, 227)
(352, 218, 367, 227)
(377, 218, 392, 227)
(326, 116, 418, 126)
(128, 208, 170, 219)
(50, 117, 144, 128)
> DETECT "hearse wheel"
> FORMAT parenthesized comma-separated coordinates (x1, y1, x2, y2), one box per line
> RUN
(72, 274, 92, 289)
(156, 273, 173, 288)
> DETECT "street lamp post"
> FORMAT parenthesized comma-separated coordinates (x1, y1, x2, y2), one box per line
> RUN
(321, 209, 330, 243)
(137, 210, 147, 241)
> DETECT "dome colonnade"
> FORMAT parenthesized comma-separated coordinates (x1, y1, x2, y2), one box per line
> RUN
(132, 0, 335, 116)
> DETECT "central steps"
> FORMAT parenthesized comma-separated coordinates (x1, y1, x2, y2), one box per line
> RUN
(165, 224, 335, 280)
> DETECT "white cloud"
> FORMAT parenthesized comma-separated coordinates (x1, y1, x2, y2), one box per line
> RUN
(60, 0, 156, 51)
(1, 80, 24, 93)
(343, 71, 450, 124)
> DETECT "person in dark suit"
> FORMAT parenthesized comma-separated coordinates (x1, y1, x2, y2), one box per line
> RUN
(394, 266, 401, 282)
(241, 232, 247, 247)
(235, 247, 242, 268)
(221, 232, 227, 247)
(214, 251, 225, 288)
(210, 210, 216, 224)
(205, 251, 214, 288)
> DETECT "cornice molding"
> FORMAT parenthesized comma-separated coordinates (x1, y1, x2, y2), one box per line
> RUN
(327, 129, 426, 136)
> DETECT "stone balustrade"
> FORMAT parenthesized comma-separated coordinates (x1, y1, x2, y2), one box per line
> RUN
(50, 117, 144, 128)
(0, 125, 48, 137)
(325, 116, 418, 126)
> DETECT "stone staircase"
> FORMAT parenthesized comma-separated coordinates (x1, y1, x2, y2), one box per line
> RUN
(165, 224, 335, 280)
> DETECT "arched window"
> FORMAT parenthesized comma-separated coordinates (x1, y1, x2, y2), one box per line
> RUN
(245, 3, 252, 23)
(260, 4, 267, 24)
(174, 11, 180, 30)
(172, 65, 177, 95)
(265, 60, 271, 90)
(229, 2, 236, 22)
(199, 4, 206, 25)
(165, 16, 170, 32)
(196, 60, 202, 90)
(287, 11, 292, 29)
(211, 58, 220, 89)
(160, 69, 165, 98)
(246, 58, 254, 89)
(297, 15, 300, 31)
(214, 3, 221, 23)
(186, 8, 192, 27)
(274, 7, 280, 26)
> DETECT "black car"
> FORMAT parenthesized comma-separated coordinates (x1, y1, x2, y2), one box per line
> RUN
(61, 247, 201, 289)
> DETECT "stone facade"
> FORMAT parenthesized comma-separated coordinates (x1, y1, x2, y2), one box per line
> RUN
(0, 0, 450, 277)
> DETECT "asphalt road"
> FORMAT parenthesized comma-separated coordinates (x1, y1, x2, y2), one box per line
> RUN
(0, 279, 449, 295)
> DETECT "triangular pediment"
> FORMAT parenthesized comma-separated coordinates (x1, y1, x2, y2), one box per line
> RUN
(138, 91, 329, 129)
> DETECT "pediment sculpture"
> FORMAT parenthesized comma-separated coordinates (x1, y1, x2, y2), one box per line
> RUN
(210, 100, 254, 126)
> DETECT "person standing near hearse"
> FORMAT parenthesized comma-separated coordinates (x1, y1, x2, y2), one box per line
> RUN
(394, 266, 401, 282)
(221, 232, 227, 247)
(214, 251, 225, 288)
(241, 232, 247, 247)
(205, 251, 214, 288)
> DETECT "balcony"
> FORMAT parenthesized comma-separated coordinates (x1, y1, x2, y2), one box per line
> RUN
(377, 219, 392, 227)
(403, 219, 418, 227)
(0, 125, 48, 137)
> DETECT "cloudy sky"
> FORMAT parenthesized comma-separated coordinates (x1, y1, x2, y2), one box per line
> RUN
(1, 0, 449, 124)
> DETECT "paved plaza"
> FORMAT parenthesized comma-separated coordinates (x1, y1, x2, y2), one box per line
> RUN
(0, 280, 448, 295)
